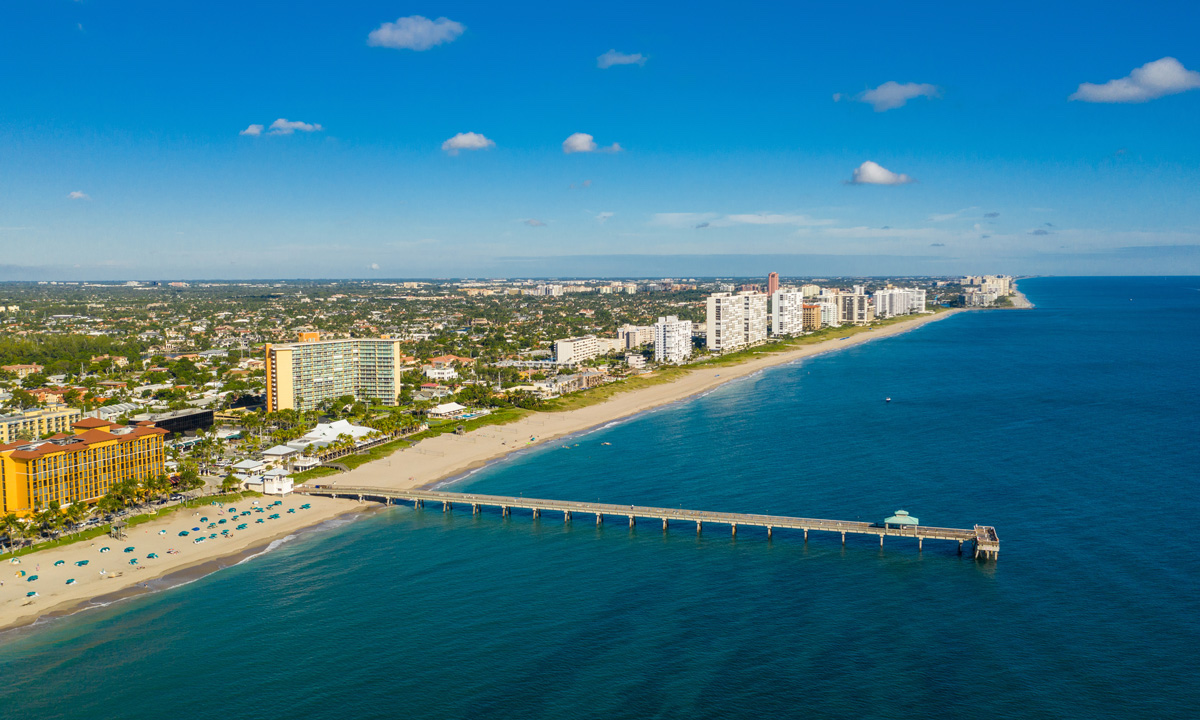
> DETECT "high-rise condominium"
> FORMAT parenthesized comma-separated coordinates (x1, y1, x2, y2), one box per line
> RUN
(266, 335, 405, 411)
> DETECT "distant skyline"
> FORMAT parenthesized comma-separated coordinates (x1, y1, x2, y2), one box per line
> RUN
(2, 1, 1199, 279)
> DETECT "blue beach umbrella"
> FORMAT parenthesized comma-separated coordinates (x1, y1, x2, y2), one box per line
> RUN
(147, 553, 158, 559)
(26, 591, 37, 597)
(179, 531, 189, 537)
(75, 560, 89, 566)
(66, 578, 76, 585)
(28, 575, 38, 582)
(99, 547, 110, 553)
(123, 547, 135, 553)
(54, 560, 65, 566)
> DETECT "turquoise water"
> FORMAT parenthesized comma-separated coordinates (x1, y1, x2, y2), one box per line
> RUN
(1, 277, 1197, 719)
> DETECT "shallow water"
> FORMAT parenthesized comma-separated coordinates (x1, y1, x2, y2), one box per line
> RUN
(1, 277, 1196, 719)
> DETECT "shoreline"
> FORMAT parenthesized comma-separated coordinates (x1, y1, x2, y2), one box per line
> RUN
(1, 306, 980, 636)
(331, 308, 968, 495)
(0, 496, 368, 634)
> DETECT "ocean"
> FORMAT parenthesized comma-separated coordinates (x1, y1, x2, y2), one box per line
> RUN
(1, 276, 1197, 719)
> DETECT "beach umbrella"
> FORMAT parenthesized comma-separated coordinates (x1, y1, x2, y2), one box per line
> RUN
(100, 547, 110, 553)
(256, 518, 264, 524)
(26, 591, 37, 597)
(192, 527, 200, 531)
(209, 534, 217, 539)
(28, 575, 37, 582)
(54, 560, 65, 566)
(147, 553, 158, 559)
(129, 559, 138, 565)
(288, 509, 296, 514)
(66, 578, 76, 585)
(75, 560, 89, 566)
(200, 517, 208, 522)
(159, 530, 167, 535)
(228, 508, 237, 513)
(17, 570, 25, 577)
(179, 531, 189, 537)
(219, 519, 227, 524)
(124, 547, 135, 553)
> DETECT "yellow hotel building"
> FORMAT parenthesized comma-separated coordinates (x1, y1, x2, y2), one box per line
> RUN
(0, 417, 167, 516)
(266, 335, 404, 412)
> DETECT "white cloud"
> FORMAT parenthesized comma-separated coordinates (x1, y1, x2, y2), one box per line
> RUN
(857, 81, 940, 111)
(597, 50, 646, 69)
(67, 191, 90, 200)
(651, 212, 835, 229)
(563, 132, 621, 154)
(725, 213, 835, 226)
(369, 263, 381, 270)
(240, 124, 264, 136)
(441, 132, 495, 155)
(595, 212, 614, 224)
(368, 16, 465, 51)
(268, 118, 323, 135)
(1070, 57, 1200, 103)
(848, 161, 914, 185)
(525, 219, 546, 227)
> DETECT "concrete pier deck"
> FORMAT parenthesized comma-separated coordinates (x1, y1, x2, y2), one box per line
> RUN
(298, 485, 999, 559)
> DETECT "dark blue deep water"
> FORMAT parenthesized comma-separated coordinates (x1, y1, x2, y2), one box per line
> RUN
(2, 277, 1198, 719)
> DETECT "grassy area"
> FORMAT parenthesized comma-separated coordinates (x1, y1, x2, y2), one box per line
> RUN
(5, 491, 264, 558)
(406, 406, 531, 442)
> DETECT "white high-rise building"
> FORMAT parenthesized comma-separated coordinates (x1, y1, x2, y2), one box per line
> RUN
(708, 291, 768, 351)
(706, 292, 744, 353)
(554, 335, 601, 364)
(772, 288, 805, 336)
(654, 316, 692, 364)
(800, 284, 821, 298)
(815, 296, 840, 327)
(873, 288, 927, 317)
(740, 291, 768, 346)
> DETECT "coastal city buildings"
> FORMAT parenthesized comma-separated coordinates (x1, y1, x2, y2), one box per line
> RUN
(0, 405, 83, 444)
(767, 272, 780, 297)
(2, 363, 44, 379)
(706, 291, 768, 352)
(554, 335, 601, 365)
(771, 288, 806, 336)
(873, 288, 927, 317)
(836, 287, 875, 325)
(802, 304, 823, 331)
(654, 316, 693, 364)
(265, 335, 405, 411)
(0, 417, 167, 516)
(617, 324, 655, 350)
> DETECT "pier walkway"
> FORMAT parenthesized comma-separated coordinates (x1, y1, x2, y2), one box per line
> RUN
(298, 485, 1000, 559)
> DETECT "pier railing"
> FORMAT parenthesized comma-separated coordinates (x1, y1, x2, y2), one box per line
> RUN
(297, 485, 999, 560)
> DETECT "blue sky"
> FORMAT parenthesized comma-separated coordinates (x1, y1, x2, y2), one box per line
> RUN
(2, 0, 1199, 279)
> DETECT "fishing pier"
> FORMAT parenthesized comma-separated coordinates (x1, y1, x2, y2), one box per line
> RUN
(299, 486, 1000, 559)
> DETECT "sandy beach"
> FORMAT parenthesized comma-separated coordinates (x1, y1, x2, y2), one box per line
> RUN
(0, 494, 367, 632)
(1, 306, 978, 634)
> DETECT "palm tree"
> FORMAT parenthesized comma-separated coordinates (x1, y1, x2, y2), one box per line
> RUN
(63, 503, 88, 538)
(0, 513, 21, 555)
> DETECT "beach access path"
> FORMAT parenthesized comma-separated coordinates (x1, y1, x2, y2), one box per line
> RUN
(336, 309, 967, 494)
(0, 495, 367, 632)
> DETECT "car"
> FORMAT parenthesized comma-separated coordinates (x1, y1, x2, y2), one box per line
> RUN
(169, 494, 184, 501)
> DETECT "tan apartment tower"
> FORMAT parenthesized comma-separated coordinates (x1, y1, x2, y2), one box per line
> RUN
(266, 333, 405, 412)
(767, 272, 780, 297)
